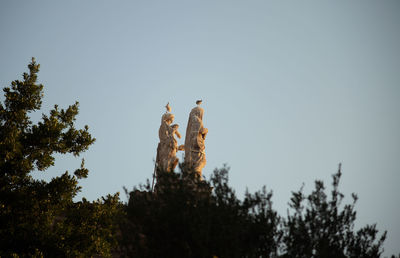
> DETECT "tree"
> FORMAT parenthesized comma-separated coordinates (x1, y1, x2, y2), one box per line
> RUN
(121, 163, 390, 258)
(0, 58, 121, 257)
(281, 164, 387, 258)
(120, 164, 281, 257)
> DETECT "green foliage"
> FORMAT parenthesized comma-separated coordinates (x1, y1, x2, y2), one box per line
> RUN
(0, 59, 121, 257)
(53, 194, 123, 257)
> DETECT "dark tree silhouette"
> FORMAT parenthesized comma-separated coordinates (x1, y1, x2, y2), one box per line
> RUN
(0, 59, 122, 257)
(120, 164, 280, 257)
(121, 164, 388, 257)
(281, 164, 387, 258)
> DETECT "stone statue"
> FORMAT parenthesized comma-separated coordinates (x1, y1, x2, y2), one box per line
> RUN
(156, 103, 184, 173)
(184, 101, 208, 177)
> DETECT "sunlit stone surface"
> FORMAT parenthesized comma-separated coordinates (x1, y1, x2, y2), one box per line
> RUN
(184, 103, 208, 177)
(156, 104, 183, 173)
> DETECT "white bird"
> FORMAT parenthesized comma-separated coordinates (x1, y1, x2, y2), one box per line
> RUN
(165, 102, 171, 113)
(196, 99, 202, 105)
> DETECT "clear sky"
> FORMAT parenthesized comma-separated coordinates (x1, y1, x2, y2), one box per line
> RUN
(1, 0, 399, 256)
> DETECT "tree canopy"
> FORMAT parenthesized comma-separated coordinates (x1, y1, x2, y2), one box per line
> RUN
(0, 58, 122, 257)
(120, 164, 388, 258)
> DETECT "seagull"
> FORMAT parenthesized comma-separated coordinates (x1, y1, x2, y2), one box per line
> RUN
(165, 102, 171, 113)
(196, 99, 202, 106)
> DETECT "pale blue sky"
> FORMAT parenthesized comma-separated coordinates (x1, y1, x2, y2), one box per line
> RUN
(1, 1, 399, 256)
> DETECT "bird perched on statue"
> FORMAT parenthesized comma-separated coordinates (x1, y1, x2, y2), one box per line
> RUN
(165, 102, 171, 113)
(196, 100, 202, 106)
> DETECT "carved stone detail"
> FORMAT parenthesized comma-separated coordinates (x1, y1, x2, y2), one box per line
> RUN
(156, 104, 183, 173)
(184, 105, 208, 177)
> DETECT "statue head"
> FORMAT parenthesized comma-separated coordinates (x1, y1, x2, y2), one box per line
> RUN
(162, 113, 174, 125)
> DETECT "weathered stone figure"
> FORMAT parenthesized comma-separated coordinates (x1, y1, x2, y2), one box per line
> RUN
(184, 101, 208, 177)
(156, 104, 183, 173)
